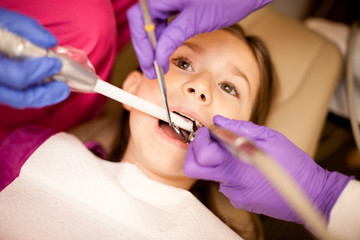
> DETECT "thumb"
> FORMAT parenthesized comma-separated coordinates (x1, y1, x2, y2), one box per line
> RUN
(213, 115, 271, 141)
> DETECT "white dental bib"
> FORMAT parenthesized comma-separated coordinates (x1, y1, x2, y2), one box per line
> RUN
(0, 132, 241, 240)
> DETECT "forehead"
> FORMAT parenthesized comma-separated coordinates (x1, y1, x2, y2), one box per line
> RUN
(187, 29, 246, 49)
(184, 29, 257, 64)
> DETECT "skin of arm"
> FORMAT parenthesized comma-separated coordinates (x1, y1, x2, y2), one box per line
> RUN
(328, 180, 360, 239)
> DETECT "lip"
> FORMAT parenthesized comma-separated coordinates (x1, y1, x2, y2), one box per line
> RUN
(154, 106, 206, 149)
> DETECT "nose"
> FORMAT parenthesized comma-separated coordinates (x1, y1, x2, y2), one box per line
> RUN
(183, 73, 212, 105)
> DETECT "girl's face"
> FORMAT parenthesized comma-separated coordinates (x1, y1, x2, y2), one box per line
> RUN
(122, 29, 261, 189)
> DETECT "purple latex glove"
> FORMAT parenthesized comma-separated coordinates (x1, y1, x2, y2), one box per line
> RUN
(0, 7, 69, 109)
(127, 0, 272, 79)
(184, 115, 354, 224)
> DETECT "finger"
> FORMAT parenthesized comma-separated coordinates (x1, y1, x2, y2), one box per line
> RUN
(0, 57, 62, 90)
(0, 82, 70, 109)
(127, 4, 157, 79)
(127, 0, 181, 78)
(184, 148, 250, 184)
(155, 11, 195, 70)
(0, 8, 58, 48)
(183, 145, 222, 181)
(213, 115, 271, 140)
(184, 128, 239, 182)
(191, 127, 227, 166)
(154, 18, 167, 37)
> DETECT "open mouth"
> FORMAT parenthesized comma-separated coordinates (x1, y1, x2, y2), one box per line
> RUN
(158, 112, 203, 143)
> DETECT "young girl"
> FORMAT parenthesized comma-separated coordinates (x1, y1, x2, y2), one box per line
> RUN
(0, 24, 276, 239)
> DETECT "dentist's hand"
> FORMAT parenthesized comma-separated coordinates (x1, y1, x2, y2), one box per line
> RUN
(184, 115, 353, 223)
(127, 0, 272, 79)
(0, 8, 69, 109)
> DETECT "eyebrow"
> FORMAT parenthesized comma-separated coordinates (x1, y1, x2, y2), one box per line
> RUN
(229, 63, 250, 88)
(182, 42, 205, 54)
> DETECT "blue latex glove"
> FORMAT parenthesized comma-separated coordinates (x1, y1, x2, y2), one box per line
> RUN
(127, 0, 272, 79)
(0, 8, 69, 109)
(184, 115, 354, 224)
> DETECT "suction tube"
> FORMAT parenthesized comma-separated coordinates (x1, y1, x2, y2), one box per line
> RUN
(93, 80, 194, 132)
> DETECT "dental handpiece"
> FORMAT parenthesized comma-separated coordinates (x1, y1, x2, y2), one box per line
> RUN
(209, 125, 334, 240)
(0, 27, 99, 92)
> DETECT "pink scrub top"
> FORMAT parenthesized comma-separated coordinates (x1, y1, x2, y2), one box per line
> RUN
(0, 0, 137, 143)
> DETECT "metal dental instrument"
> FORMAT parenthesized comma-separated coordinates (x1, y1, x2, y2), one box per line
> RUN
(139, 0, 187, 142)
(0, 27, 195, 134)
(209, 124, 335, 240)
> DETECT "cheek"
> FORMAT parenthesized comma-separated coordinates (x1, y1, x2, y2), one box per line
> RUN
(212, 94, 254, 122)
(128, 111, 149, 152)
(164, 66, 189, 87)
(219, 104, 253, 121)
(136, 79, 161, 102)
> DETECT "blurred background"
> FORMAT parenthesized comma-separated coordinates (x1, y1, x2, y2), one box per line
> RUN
(262, 0, 360, 239)
(271, 0, 359, 23)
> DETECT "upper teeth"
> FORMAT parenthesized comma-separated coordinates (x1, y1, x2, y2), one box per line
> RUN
(174, 112, 204, 143)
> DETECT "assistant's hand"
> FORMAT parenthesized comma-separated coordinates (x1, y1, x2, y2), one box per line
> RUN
(0, 8, 69, 109)
(127, 0, 272, 79)
(184, 115, 353, 223)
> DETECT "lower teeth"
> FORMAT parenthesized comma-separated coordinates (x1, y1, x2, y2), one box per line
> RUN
(187, 131, 196, 143)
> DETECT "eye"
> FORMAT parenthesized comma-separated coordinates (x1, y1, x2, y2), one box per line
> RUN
(218, 82, 239, 97)
(172, 56, 194, 72)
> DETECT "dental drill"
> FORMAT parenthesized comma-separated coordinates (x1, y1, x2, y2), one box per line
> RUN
(0, 27, 194, 134)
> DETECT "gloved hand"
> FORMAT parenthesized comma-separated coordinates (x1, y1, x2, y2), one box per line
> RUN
(127, 0, 272, 79)
(184, 115, 354, 223)
(0, 8, 69, 109)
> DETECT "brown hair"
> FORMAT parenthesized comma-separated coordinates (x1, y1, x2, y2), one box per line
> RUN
(108, 24, 277, 161)
(223, 24, 276, 125)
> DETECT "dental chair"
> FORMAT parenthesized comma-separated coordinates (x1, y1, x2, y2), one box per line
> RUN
(241, 6, 342, 157)
(69, 5, 342, 240)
